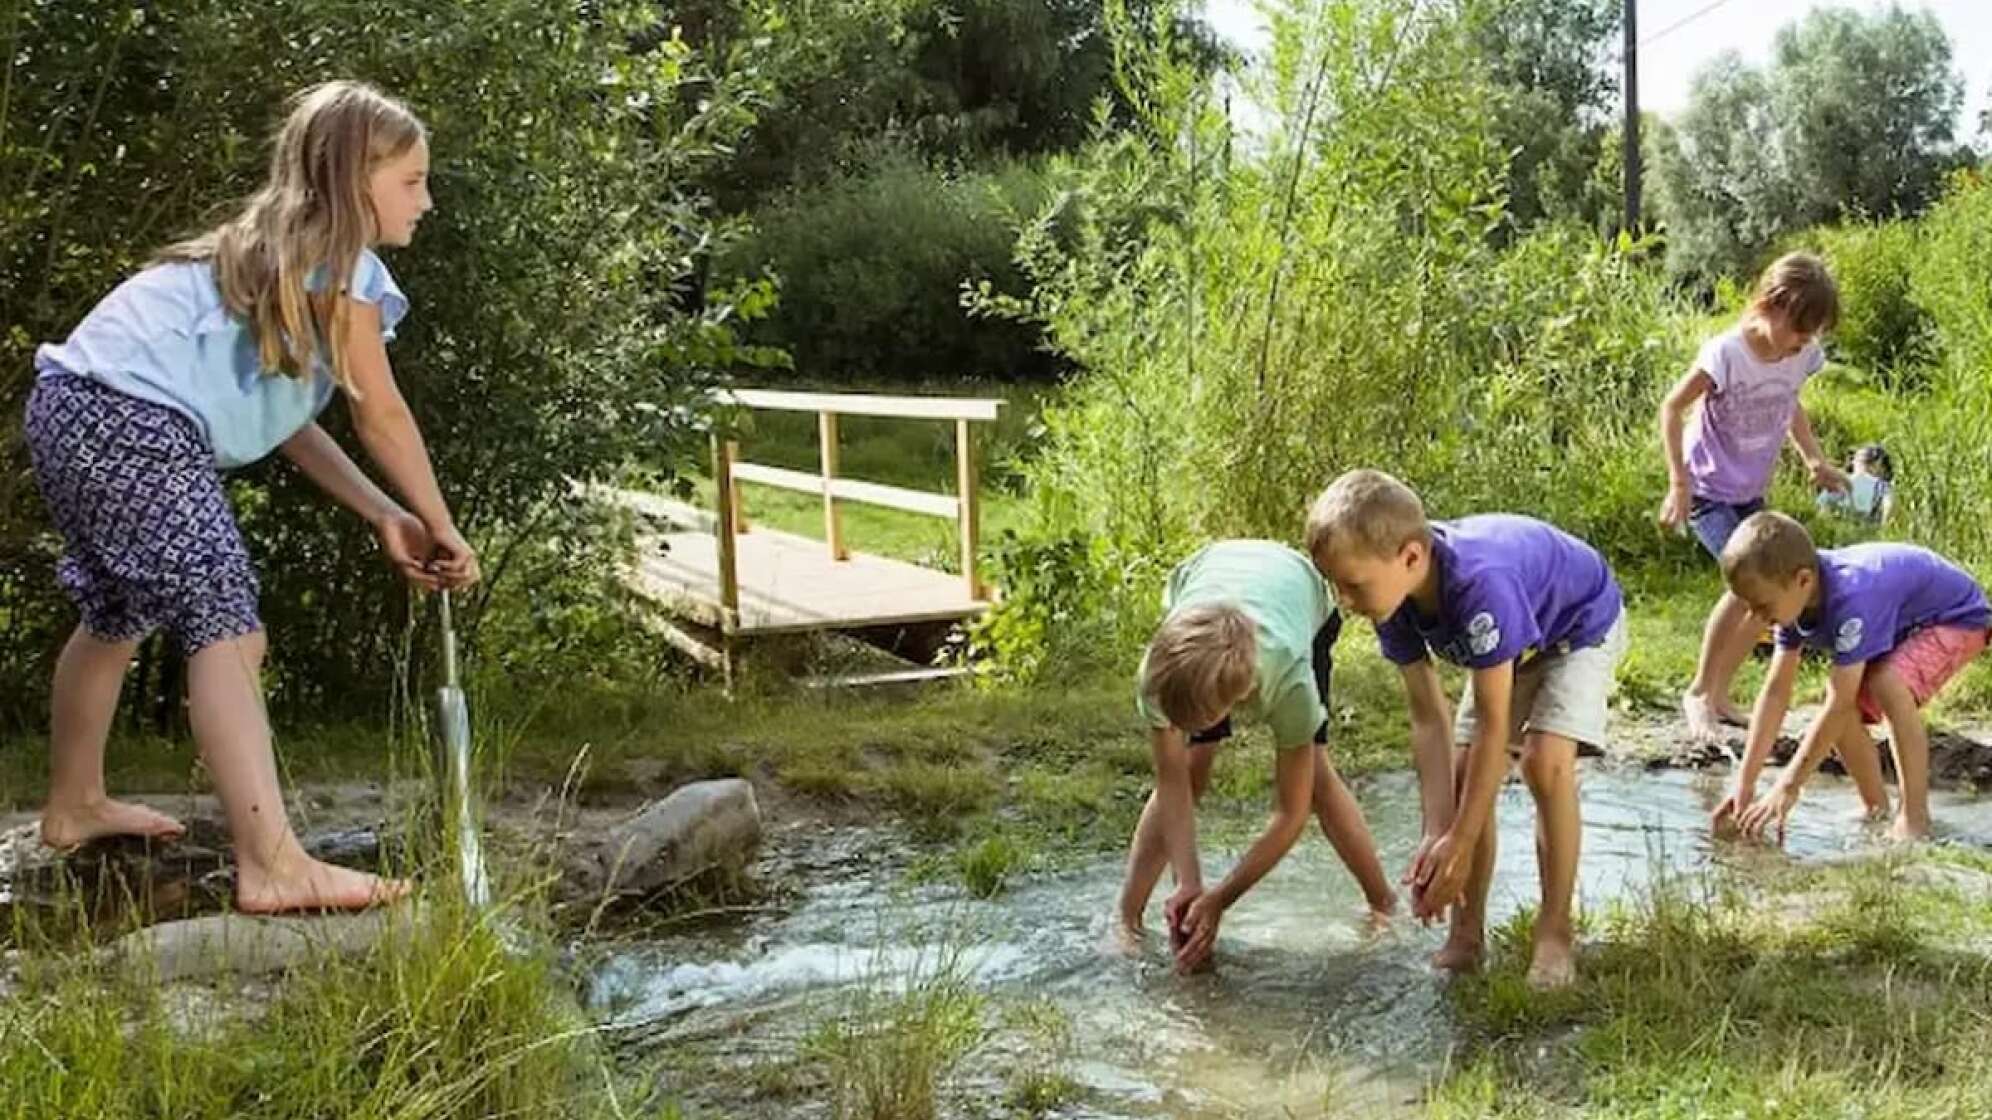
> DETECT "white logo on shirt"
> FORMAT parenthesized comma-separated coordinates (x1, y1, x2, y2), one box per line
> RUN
(1467, 611, 1501, 657)
(1835, 617, 1864, 654)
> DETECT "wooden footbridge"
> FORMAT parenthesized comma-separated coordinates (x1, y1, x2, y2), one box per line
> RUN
(624, 388, 1002, 685)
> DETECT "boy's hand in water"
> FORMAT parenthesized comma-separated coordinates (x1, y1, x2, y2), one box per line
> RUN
(1738, 778, 1801, 843)
(1710, 784, 1753, 833)
(1408, 831, 1472, 921)
(1162, 883, 1201, 948)
(374, 510, 444, 590)
(1174, 893, 1224, 972)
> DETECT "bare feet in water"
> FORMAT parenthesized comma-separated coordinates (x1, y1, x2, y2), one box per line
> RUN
(1887, 814, 1931, 844)
(236, 850, 412, 915)
(41, 797, 187, 851)
(1431, 932, 1483, 975)
(1526, 934, 1578, 991)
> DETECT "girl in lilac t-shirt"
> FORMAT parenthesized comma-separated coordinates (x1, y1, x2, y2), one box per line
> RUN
(1656, 253, 1852, 742)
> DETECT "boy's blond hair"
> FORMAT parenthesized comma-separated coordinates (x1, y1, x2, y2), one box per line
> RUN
(1750, 252, 1839, 335)
(1143, 604, 1256, 732)
(1720, 511, 1819, 587)
(1304, 469, 1429, 563)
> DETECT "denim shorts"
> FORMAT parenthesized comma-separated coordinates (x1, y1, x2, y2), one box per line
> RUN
(1688, 496, 1765, 560)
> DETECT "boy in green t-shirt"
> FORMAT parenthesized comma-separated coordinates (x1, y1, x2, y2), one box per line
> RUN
(1119, 540, 1396, 972)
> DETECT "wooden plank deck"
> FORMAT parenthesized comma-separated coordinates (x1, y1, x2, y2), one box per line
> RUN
(626, 511, 992, 636)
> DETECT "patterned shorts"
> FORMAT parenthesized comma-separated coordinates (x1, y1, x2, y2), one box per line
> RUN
(24, 374, 261, 652)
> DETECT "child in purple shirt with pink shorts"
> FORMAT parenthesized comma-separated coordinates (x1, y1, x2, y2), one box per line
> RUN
(1657, 253, 1852, 742)
(1714, 512, 1990, 843)
(1308, 470, 1626, 991)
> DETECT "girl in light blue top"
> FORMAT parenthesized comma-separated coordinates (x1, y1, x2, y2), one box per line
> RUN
(25, 80, 474, 914)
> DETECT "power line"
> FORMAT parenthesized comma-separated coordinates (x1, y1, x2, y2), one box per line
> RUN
(1638, 0, 1745, 51)
(1605, 0, 1759, 66)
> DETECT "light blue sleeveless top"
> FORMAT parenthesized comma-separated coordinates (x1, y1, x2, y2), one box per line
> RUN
(34, 249, 408, 469)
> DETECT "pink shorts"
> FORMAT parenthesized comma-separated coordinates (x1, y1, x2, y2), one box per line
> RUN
(1857, 625, 1989, 725)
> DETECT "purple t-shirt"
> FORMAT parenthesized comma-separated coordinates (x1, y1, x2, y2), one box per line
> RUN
(1686, 327, 1825, 504)
(1376, 515, 1623, 670)
(1775, 543, 1991, 666)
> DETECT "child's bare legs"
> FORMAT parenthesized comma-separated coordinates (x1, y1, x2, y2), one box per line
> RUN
(1308, 745, 1396, 920)
(1683, 591, 1759, 740)
(1518, 732, 1581, 990)
(40, 626, 187, 849)
(188, 632, 410, 912)
(1866, 668, 1930, 840)
(1116, 745, 1215, 936)
(1830, 718, 1890, 821)
(1434, 745, 1498, 973)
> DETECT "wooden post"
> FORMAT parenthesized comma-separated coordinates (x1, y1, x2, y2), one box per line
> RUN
(711, 432, 740, 628)
(820, 411, 848, 561)
(956, 419, 981, 600)
(725, 439, 748, 533)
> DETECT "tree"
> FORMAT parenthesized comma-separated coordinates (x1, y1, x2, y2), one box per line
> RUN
(685, 0, 1223, 208)
(1468, 0, 1621, 232)
(1772, 4, 1963, 220)
(1653, 4, 1964, 284)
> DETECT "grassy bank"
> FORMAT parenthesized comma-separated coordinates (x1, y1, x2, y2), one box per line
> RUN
(1433, 847, 1992, 1118)
(0, 893, 645, 1119)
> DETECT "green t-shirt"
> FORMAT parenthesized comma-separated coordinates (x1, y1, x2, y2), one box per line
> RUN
(1135, 540, 1335, 748)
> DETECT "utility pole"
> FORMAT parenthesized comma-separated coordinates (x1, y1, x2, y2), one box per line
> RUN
(1623, 0, 1642, 235)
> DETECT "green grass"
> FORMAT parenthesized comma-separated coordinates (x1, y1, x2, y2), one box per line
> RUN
(1432, 849, 1992, 1118)
(0, 878, 646, 1119)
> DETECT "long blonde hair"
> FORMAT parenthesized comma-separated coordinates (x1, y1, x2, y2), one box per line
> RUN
(158, 80, 425, 392)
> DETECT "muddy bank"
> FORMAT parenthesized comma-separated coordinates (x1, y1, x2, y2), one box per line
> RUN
(1610, 708, 1992, 789)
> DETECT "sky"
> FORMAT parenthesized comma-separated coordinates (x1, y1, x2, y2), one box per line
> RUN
(1202, 0, 1992, 134)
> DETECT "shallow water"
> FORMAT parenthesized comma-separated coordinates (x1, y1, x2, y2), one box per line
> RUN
(589, 765, 1992, 1117)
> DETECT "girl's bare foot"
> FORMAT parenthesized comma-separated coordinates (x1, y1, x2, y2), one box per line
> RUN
(1431, 933, 1483, 974)
(236, 852, 412, 914)
(1526, 935, 1578, 990)
(41, 797, 186, 851)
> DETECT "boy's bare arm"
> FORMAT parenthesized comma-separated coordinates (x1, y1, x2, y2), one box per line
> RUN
(1400, 660, 1456, 837)
(1729, 646, 1801, 800)
(1739, 663, 1864, 840)
(1784, 664, 1866, 786)
(1411, 661, 1513, 918)
(1150, 726, 1203, 893)
(1206, 743, 1316, 909)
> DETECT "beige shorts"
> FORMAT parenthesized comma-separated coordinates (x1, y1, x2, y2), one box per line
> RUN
(1454, 612, 1628, 750)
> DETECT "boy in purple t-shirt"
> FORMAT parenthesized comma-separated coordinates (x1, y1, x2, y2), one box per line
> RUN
(1657, 253, 1851, 742)
(1307, 470, 1627, 991)
(1716, 512, 1991, 843)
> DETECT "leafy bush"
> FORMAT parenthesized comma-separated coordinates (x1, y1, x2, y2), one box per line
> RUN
(1785, 221, 1932, 385)
(724, 148, 1057, 382)
(0, 0, 777, 722)
(1908, 169, 1992, 394)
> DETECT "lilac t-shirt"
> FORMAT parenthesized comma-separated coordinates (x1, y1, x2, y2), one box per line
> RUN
(1376, 515, 1623, 670)
(1686, 327, 1825, 504)
(1775, 543, 1991, 666)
